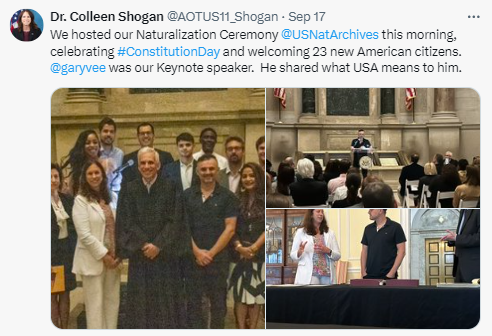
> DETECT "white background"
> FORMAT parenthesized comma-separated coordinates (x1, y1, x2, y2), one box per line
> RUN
(1, 0, 487, 333)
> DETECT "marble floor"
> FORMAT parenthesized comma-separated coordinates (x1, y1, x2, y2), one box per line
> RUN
(66, 285, 265, 329)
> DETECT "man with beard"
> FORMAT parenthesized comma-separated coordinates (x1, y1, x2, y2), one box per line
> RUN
(183, 154, 238, 328)
(193, 127, 228, 170)
(116, 147, 187, 328)
(121, 122, 173, 188)
(98, 117, 124, 195)
(218, 136, 245, 194)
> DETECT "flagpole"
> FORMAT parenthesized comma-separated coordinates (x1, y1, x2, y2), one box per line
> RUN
(277, 99, 283, 124)
(412, 97, 416, 124)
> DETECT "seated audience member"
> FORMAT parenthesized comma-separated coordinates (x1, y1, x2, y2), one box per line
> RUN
(429, 164, 461, 208)
(444, 151, 458, 166)
(433, 153, 444, 175)
(398, 153, 424, 200)
(457, 159, 469, 183)
(274, 162, 295, 196)
(327, 159, 351, 195)
(472, 155, 480, 167)
(266, 175, 292, 208)
(362, 182, 397, 208)
(266, 159, 276, 181)
(333, 167, 361, 202)
(332, 173, 362, 208)
(360, 174, 383, 194)
(323, 160, 340, 185)
(313, 161, 325, 182)
(453, 165, 480, 208)
(417, 162, 439, 206)
(290, 159, 328, 206)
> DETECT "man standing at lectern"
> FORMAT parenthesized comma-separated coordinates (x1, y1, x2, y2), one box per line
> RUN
(441, 209, 480, 283)
(351, 129, 372, 178)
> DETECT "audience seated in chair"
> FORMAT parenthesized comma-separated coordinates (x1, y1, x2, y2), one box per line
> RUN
(362, 182, 398, 208)
(453, 165, 480, 208)
(417, 162, 439, 207)
(332, 173, 362, 208)
(429, 165, 461, 208)
(290, 158, 328, 206)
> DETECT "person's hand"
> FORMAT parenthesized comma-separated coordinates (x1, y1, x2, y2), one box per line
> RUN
(297, 241, 308, 257)
(142, 243, 160, 260)
(441, 230, 457, 242)
(361, 270, 367, 278)
(385, 272, 396, 279)
(238, 246, 256, 260)
(314, 243, 331, 255)
(194, 248, 213, 266)
(102, 254, 119, 269)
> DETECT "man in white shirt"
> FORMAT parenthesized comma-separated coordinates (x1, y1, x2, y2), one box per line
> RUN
(218, 136, 245, 193)
(98, 117, 124, 194)
(163, 133, 198, 192)
(192, 127, 228, 170)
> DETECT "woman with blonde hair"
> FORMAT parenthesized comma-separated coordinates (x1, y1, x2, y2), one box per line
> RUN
(290, 209, 341, 285)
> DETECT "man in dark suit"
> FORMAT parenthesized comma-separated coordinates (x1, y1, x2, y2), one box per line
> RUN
(217, 136, 244, 193)
(121, 122, 173, 188)
(441, 209, 480, 283)
(398, 153, 425, 199)
(351, 129, 372, 178)
(162, 132, 198, 192)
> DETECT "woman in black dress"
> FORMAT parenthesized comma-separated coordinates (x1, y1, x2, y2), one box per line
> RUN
(61, 130, 100, 195)
(51, 164, 77, 328)
(230, 162, 265, 329)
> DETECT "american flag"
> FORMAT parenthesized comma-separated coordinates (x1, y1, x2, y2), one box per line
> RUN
(405, 88, 417, 111)
(11, 9, 23, 33)
(273, 88, 286, 108)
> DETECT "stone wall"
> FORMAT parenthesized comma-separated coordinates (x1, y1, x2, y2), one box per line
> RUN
(51, 88, 265, 164)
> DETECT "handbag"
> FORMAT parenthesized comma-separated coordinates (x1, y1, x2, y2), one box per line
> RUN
(51, 266, 65, 293)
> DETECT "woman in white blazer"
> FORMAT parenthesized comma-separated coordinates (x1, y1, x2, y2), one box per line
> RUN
(290, 209, 341, 285)
(72, 160, 120, 329)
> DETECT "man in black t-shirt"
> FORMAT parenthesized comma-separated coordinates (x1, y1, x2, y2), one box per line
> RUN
(351, 129, 372, 178)
(360, 209, 406, 279)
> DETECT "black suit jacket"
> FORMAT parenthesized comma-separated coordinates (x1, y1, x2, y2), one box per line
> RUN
(12, 27, 41, 41)
(449, 209, 480, 283)
(51, 193, 77, 265)
(399, 163, 425, 196)
(162, 160, 199, 192)
(121, 149, 173, 189)
(289, 178, 328, 206)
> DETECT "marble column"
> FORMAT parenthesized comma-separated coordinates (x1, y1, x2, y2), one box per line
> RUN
(433, 88, 457, 119)
(427, 88, 461, 159)
(61, 89, 105, 115)
(65, 88, 104, 103)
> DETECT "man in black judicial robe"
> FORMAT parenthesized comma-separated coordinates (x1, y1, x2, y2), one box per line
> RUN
(116, 147, 188, 328)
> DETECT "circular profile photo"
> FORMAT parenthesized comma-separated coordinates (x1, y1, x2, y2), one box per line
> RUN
(11, 9, 43, 42)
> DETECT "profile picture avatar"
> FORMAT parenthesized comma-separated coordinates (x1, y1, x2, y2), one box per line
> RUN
(11, 9, 43, 42)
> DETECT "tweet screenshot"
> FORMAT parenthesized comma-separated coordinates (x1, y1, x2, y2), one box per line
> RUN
(3, 0, 487, 333)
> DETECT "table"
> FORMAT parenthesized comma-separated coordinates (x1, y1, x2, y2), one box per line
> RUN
(266, 285, 479, 328)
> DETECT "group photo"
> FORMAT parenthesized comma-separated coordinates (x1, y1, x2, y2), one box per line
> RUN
(266, 88, 480, 209)
(51, 88, 266, 329)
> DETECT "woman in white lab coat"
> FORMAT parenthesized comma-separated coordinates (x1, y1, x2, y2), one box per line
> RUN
(290, 209, 341, 285)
